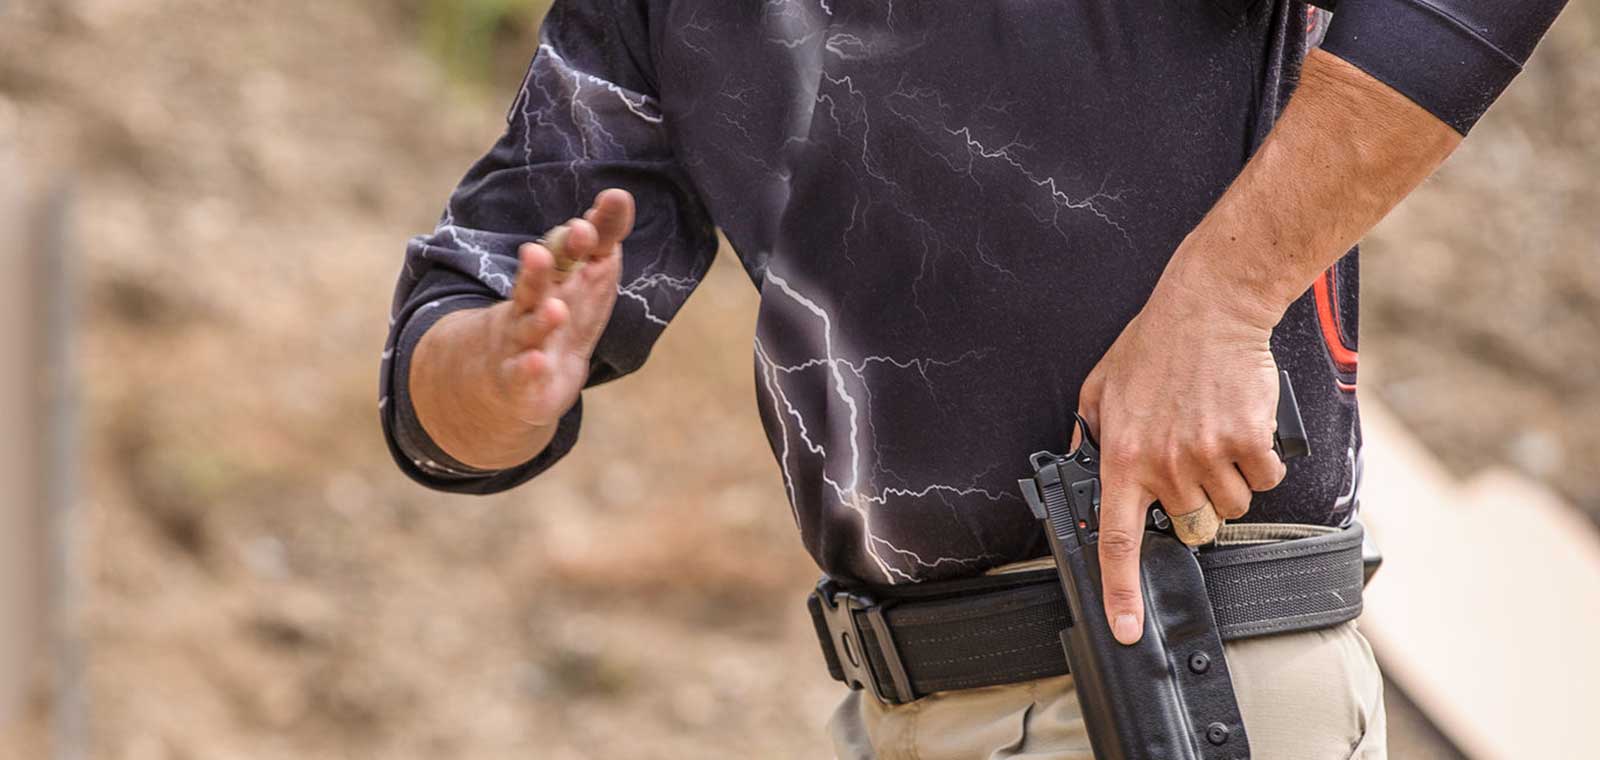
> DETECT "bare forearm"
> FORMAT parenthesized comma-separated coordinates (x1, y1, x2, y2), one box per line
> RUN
(1076, 4, 1564, 645)
(410, 306, 559, 470)
(1162, 49, 1463, 327)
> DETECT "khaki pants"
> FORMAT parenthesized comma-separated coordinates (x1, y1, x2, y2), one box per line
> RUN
(829, 620, 1387, 760)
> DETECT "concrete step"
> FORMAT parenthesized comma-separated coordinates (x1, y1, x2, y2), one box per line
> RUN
(1358, 398, 1600, 760)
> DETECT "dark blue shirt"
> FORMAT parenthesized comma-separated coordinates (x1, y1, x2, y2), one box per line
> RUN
(381, 0, 1565, 584)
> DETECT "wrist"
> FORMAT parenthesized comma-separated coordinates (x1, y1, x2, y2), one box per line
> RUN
(1159, 233, 1293, 334)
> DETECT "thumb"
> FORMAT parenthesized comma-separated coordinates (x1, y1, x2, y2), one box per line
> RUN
(1097, 464, 1151, 645)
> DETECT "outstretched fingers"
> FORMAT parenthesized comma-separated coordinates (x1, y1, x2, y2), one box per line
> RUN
(585, 188, 636, 258)
(560, 240, 621, 352)
(512, 242, 556, 313)
(486, 190, 636, 430)
(500, 237, 569, 400)
(561, 192, 631, 343)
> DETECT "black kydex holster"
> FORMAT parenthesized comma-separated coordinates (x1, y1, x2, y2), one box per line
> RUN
(1017, 371, 1309, 760)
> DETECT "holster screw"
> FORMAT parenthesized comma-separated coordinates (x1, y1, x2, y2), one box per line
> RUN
(1206, 722, 1230, 745)
(1188, 652, 1211, 674)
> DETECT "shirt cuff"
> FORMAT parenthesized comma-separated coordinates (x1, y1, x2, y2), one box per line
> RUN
(1319, 0, 1522, 134)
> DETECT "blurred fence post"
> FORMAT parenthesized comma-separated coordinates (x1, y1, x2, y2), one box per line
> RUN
(0, 121, 45, 731)
(0, 124, 87, 754)
(40, 184, 87, 760)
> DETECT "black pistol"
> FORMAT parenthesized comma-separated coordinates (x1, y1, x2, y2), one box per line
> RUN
(1017, 371, 1309, 760)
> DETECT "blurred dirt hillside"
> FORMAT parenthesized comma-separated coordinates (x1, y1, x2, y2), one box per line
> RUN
(1, 1, 828, 757)
(0, 0, 1596, 759)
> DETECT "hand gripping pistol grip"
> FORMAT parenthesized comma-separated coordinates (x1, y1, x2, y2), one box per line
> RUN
(1017, 371, 1309, 760)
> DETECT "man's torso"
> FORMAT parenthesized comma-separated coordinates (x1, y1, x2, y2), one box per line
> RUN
(657, 0, 1358, 584)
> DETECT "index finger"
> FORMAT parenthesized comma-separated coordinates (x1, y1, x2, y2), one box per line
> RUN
(1097, 462, 1152, 646)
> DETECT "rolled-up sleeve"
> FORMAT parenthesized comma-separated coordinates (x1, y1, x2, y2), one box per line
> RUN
(379, 0, 720, 494)
(1319, 0, 1568, 133)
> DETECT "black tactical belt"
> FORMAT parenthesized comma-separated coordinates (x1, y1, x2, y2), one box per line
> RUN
(808, 523, 1369, 705)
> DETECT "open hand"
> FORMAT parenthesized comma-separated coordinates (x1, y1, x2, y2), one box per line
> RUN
(411, 188, 634, 470)
(486, 188, 634, 428)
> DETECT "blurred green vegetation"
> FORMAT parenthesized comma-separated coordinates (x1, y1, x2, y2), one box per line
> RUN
(416, 0, 554, 88)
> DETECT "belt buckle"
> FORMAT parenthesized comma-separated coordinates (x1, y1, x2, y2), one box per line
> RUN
(814, 579, 916, 704)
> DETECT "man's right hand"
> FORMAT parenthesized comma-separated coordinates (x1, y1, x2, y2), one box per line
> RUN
(410, 189, 635, 470)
